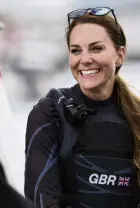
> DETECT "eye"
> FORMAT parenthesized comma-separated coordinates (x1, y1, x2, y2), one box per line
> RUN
(91, 46, 103, 52)
(70, 49, 81, 55)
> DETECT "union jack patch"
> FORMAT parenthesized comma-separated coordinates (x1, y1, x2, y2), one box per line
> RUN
(118, 177, 130, 186)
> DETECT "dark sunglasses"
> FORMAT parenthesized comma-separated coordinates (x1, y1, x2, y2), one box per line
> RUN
(68, 7, 122, 46)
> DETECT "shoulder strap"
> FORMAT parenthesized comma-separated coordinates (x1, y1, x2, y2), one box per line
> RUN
(46, 88, 81, 207)
(46, 88, 80, 158)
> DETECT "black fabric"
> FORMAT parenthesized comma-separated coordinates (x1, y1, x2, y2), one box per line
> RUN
(25, 83, 139, 208)
(0, 163, 6, 181)
(71, 120, 136, 208)
(73, 155, 136, 208)
(25, 99, 63, 208)
(0, 162, 35, 208)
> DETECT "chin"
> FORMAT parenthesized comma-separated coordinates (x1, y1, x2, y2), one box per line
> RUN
(80, 81, 102, 91)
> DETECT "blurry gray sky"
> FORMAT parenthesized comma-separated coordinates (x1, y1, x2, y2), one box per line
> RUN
(0, 0, 139, 19)
(0, 0, 74, 20)
(70, 0, 140, 8)
(0, 0, 139, 7)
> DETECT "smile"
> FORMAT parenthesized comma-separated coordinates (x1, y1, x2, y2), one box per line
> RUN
(81, 69, 100, 75)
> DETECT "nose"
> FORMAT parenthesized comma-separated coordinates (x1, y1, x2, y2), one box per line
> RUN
(80, 51, 93, 65)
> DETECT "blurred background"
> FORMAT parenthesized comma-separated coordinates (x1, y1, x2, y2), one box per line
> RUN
(0, 0, 140, 196)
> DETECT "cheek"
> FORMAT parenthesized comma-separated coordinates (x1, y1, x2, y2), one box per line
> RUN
(69, 54, 73, 68)
(69, 55, 78, 70)
(98, 52, 117, 70)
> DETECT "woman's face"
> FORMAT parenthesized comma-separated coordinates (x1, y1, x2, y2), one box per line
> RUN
(69, 23, 125, 94)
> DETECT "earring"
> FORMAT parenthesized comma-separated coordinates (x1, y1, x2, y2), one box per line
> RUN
(117, 59, 120, 65)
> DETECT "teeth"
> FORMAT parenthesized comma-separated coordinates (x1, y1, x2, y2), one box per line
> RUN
(81, 69, 99, 75)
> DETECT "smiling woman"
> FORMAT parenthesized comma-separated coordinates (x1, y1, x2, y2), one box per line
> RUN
(68, 23, 125, 100)
(25, 7, 140, 208)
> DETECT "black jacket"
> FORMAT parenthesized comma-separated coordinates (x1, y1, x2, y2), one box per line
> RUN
(25, 84, 138, 208)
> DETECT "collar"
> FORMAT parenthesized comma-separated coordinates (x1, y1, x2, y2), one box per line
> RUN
(71, 84, 117, 109)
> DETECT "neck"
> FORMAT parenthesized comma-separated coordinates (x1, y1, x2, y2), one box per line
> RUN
(80, 80, 115, 101)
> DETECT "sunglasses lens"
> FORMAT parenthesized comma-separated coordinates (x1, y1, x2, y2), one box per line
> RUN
(69, 9, 87, 19)
(92, 7, 110, 15)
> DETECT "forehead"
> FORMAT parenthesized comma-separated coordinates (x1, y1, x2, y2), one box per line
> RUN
(69, 23, 109, 45)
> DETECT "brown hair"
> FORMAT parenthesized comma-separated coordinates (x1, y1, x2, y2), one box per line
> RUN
(66, 14, 140, 185)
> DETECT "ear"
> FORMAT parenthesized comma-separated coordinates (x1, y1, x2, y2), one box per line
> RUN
(116, 46, 126, 67)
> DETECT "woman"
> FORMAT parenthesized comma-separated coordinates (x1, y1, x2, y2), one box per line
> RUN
(25, 7, 140, 208)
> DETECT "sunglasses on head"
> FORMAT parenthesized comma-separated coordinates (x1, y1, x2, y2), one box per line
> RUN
(68, 7, 122, 46)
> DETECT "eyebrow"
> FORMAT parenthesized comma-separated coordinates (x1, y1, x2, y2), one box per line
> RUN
(70, 41, 102, 48)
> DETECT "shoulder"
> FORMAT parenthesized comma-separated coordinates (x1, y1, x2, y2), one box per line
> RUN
(27, 86, 73, 123)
